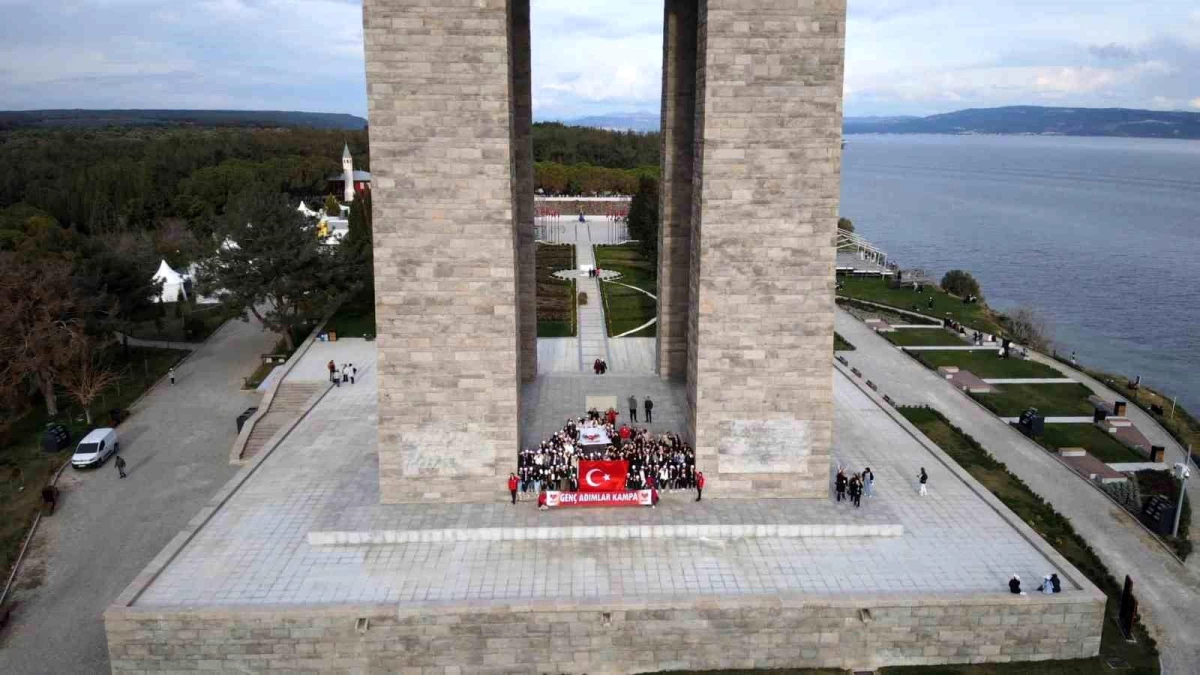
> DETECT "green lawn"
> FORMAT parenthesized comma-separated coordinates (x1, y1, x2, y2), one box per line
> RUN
(833, 332, 855, 351)
(899, 406, 1159, 675)
(537, 243, 576, 337)
(1, 345, 188, 589)
(916, 351, 1069, 379)
(838, 276, 1004, 334)
(972, 382, 1097, 417)
(1040, 424, 1146, 464)
(884, 328, 969, 347)
(326, 286, 376, 338)
(594, 243, 657, 337)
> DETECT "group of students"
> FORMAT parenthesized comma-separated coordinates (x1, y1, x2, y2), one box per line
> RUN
(510, 411, 704, 503)
(325, 360, 357, 386)
(1009, 573, 1062, 595)
(834, 466, 875, 507)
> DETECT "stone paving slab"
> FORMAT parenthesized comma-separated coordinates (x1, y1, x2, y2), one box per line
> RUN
(132, 361, 1070, 608)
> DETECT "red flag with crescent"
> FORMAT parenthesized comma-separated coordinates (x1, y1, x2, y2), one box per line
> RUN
(578, 460, 628, 493)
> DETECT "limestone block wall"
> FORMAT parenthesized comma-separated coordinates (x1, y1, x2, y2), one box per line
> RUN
(687, 0, 844, 498)
(657, 0, 699, 381)
(364, 0, 527, 503)
(106, 592, 1104, 673)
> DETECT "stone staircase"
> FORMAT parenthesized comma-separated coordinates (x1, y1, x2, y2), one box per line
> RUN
(240, 382, 324, 462)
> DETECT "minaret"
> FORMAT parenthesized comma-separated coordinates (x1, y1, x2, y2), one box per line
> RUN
(342, 143, 355, 203)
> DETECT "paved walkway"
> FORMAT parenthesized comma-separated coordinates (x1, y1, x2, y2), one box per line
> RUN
(113, 331, 200, 352)
(575, 231, 609, 370)
(0, 319, 280, 674)
(836, 307, 1200, 672)
(999, 416, 1096, 424)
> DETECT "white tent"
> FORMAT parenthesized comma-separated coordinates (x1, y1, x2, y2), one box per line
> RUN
(153, 259, 188, 303)
(297, 201, 320, 218)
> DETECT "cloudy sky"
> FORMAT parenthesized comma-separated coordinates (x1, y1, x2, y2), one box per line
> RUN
(1, 0, 1197, 120)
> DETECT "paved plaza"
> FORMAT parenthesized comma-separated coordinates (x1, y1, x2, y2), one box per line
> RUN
(129, 351, 1078, 610)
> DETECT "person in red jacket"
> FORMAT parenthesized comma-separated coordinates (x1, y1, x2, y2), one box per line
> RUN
(537, 489, 548, 510)
(508, 473, 519, 505)
(605, 408, 618, 425)
(695, 470, 705, 502)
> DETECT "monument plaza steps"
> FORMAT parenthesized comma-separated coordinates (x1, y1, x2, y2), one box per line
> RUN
(307, 497, 903, 546)
(241, 382, 324, 461)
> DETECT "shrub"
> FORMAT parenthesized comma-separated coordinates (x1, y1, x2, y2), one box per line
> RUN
(578, 291, 588, 305)
(940, 269, 981, 298)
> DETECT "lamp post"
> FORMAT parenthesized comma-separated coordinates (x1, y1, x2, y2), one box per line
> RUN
(1172, 462, 1191, 539)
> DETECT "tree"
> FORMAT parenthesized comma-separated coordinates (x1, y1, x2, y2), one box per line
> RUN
(1004, 306, 1052, 352)
(73, 247, 163, 348)
(324, 195, 342, 217)
(837, 217, 855, 232)
(197, 190, 349, 351)
(626, 176, 659, 260)
(344, 191, 374, 290)
(941, 269, 982, 299)
(0, 254, 86, 416)
(56, 329, 123, 425)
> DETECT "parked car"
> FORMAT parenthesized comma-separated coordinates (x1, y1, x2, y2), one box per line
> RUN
(70, 428, 119, 469)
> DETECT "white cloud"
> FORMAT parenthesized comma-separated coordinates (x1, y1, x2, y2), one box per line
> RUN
(1190, 97, 1200, 109)
(0, 0, 1196, 119)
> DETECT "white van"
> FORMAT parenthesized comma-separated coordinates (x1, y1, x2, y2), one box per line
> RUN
(71, 428, 119, 469)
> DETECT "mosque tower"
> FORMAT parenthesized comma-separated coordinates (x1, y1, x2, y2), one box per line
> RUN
(342, 143, 355, 203)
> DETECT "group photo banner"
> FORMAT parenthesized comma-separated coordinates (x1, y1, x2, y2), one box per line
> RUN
(544, 490, 653, 508)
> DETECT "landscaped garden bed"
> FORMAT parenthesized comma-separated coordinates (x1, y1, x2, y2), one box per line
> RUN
(837, 276, 1002, 333)
(916, 350, 1070, 380)
(536, 243, 576, 337)
(882, 328, 968, 347)
(1039, 423, 1147, 464)
(594, 243, 656, 337)
(972, 382, 1097, 417)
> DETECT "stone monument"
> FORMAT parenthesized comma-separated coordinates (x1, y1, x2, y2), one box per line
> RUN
(368, 0, 841, 503)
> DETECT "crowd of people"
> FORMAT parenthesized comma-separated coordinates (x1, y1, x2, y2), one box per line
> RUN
(512, 408, 701, 501)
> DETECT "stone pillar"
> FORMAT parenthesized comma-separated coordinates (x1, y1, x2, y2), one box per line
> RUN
(511, 0, 537, 384)
(364, 0, 522, 503)
(687, 0, 845, 498)
(656, 0, 698, 381)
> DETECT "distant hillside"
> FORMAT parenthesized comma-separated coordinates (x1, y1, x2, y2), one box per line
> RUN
(844, 106, 1200, 139)
(558, 112, 661, 133)
(0, 109, 367, 130)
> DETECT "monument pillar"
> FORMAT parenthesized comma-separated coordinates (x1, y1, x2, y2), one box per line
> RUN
(686, 0, 845, 498)
(511, 0, 537, 384)
(364, 0, 529, 503)
(656, 0, 698, 381)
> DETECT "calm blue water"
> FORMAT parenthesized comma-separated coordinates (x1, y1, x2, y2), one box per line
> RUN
(841, 134, 1200, 414)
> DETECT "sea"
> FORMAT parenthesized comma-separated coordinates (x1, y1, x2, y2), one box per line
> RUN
(840, 134, 1200, 415)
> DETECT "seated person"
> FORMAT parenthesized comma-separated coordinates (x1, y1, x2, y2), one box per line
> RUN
(537, 489, 548, 510)
(1008, 574, 1023, 595)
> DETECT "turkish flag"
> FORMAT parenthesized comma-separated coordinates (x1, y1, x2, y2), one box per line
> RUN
(578, 460, 628, 492)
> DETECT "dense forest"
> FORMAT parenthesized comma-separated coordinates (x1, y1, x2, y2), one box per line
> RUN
(531, 122, 659, 195)
(0, 127, 369, 236)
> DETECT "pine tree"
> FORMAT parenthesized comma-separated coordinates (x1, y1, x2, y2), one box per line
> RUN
(626, 176, 659, 259)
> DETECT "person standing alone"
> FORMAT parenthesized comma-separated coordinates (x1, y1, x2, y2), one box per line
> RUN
(115, 455, 127, 479)
(508, 473, 519, 505)
(628, 395, 638, 423)
(695, 470, 705, 502)
(168, 367, 176, 386)
(644, 397, 653, 424)
(917, 467, 928, 496)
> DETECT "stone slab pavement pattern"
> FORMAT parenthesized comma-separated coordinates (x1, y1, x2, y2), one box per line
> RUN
(836, 305, 1200, 673)
(106, 351, 1103, 671)
(0, 318, 279, 675)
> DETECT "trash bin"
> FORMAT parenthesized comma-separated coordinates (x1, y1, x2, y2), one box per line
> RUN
(236, 407, 259, 434)
(41, 423, 71, 453)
